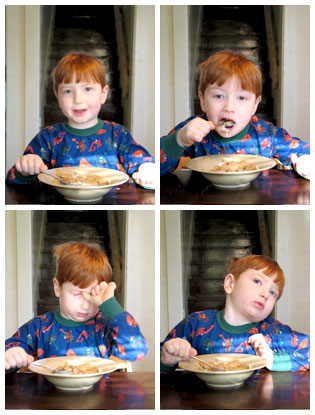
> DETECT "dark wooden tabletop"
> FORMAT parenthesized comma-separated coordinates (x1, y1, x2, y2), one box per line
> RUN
(160, 169, 310, 205)
(5, 181, 155, 205)
(6, 371, 154, 410)
(160, 369, 309, 410)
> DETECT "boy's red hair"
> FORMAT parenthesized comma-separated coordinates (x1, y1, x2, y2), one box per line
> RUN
(228, 255, 285, 298)
(198, 50, 262, 97)
(52, 51, 107, 92)
(54, 242, 112, 288)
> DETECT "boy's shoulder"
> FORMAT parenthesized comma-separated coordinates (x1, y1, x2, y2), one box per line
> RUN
(187, 309, 217, 322)
(23, 311, 56, 327)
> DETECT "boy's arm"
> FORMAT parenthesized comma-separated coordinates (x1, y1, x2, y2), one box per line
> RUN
(269, 124, 310, 165)
(160, 315, 194, 372)
(6, 128, 53, 184)
(99, 297, 148, 362)
(160, 115, 203, 176)
(5, 318, 40, 370)
(263, 321, 310, 371)
(114, 126, 154, 175)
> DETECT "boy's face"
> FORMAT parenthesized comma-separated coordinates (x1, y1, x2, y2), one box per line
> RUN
(55, 78, 109, 129)
(53, 279, 100, 322)
(198, 76, 261, 137)
(224, 268, 279, 324)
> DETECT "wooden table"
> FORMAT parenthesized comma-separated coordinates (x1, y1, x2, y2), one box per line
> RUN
(6, 371, 154, 409)
(160, 369, 309, 410)
(160, 169, 310, 205)
(5, 181, 155, 205)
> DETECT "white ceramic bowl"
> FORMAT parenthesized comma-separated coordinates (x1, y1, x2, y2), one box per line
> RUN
(186, 154, 276, 189)
(179, 353, 267, 389)
(38, 167, 129, 203)
(29, 356, 118, 392)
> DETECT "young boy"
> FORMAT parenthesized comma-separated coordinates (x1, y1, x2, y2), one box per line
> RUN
(161, 255, 310, 372)
(160, 50, 310, 178)
(6, 51, 155, 188)
(5, 242, 148, 371)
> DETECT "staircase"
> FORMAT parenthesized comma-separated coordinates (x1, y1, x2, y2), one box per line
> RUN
(194, 5, 274, 122)
(36, 210, 113, 315)
(187, 210, 262, 314)
(43, 5, 123, 127)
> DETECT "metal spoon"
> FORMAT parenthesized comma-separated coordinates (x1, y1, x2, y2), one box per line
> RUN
(39, 171, 84, 186)
(33, 362, 72, 375)
(190, 356, 225, 372)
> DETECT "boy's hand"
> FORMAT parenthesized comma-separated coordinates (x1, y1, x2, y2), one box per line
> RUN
(161, 338, 197, 365)
(15, 154, 48, 176)
(248, 333, 273, 370)
(132, 162, 155, 188)
(5, 347, 34, 370)
(177, 117, 215, 147)
(291, 154, 310, 180)
(82, 281, 116, 307)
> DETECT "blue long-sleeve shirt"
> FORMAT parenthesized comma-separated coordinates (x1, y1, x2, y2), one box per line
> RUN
(6, 119, 154, 184)
(6, 298, 148, 363)
(160, 309, 310, 372)
(160, 115, 310, 176)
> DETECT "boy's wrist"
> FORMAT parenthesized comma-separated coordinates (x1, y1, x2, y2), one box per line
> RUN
(162, 131, 186, 158)
(99, 297, 124, 319)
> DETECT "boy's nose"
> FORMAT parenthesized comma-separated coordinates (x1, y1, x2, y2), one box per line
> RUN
(80, 297, 90, 310)
(74, 90, 84, 104)
(223, 97, 236, 112)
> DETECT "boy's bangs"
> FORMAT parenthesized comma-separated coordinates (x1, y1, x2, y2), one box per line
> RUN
(53, 52, 107, 91)
(198, 50, 262, 97)
(54, 242, 112, 288)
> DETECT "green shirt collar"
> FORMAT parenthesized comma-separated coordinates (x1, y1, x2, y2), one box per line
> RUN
(211, 122, 250, 144)
(216, 310, 258, 334)
(54, 310, 96, 327)
(63, 119, 104, 137)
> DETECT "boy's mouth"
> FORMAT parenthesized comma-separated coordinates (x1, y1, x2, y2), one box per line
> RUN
(218, 118, 236, 135)
(253, 301, 265, 310)
(73, 109, 87, 116)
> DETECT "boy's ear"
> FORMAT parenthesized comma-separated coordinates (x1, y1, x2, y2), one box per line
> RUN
(101, 85, 110, 104)
(198, 90, 205, 112)
(53, 278, 61, 297)
(223, 273, 236, 294)
(252, 95, 262, 115)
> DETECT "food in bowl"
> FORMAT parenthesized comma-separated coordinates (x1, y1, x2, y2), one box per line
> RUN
(55, 171, 110, 186)
(199, 359, 250, 372)
(210, 160, 258, 173)
(56, 362, 103, 375)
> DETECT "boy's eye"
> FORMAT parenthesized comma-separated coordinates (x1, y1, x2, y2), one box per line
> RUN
(213, 94, 224, 99)
(62, 89, 72, 95)
(253, 278, 261, 285)
(85, 87, 92, 92)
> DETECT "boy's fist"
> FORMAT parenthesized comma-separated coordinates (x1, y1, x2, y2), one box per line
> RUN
(5, 347, 34, 370)
(248, 333, 273, 369)
(291, 154, 310, 180)
(177, 117, 215, 147)
(161, 338, 197, 365)
(132, 162, 155, 188)
(82, 281, 116, 307)
(15, 154, 48, 176)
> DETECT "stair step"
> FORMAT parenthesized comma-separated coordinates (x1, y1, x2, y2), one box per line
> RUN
(190, 264, 228, 279)
(188, 298, 225, 314)
(191, 247, 254, 264)
(192, 234, 254, 248)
